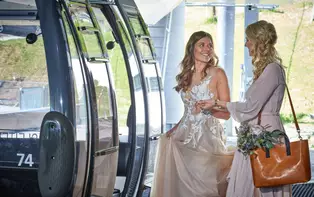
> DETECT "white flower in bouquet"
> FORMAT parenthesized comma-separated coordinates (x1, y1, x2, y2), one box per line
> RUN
(250, 125, 264, 136)
(236, 122, 250, 135)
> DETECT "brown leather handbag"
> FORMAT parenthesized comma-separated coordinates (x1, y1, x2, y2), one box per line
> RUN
(250, 85, 311, 188)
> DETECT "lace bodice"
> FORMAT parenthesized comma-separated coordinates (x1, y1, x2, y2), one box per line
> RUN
(180, 75, 214, 110)
(178, 75, 223, 148)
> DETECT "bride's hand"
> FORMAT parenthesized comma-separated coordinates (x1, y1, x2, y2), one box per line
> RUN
(192, 102, 202, 114)
(196, 99, 215, 110)
(166, 128, 175, 138)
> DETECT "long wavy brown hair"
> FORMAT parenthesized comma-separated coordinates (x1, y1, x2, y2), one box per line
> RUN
(246, 20, 284, 81)
(174, 31, 219, 92)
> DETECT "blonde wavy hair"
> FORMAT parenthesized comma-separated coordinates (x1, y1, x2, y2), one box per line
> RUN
(246, 20, 283, 81)
(174, 31, 219, 92)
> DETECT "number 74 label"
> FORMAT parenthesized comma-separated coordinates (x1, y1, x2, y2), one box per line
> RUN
(17, 153, 34, 167)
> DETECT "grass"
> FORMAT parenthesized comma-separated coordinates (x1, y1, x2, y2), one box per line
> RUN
(0, 37, 47, 82)
(280, 113, 312, 124)
(296, 1, 313, 7)
(259, 9, 285, 14)
(205, 16, 217, 24)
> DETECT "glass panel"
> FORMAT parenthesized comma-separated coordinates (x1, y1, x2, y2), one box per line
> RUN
(92, 8, 114, 40)
(149, 77, 159, 92)
(70, 3, 113, 151)
(89, 62, 113, 149)
(134, 74, 142, 91)
(128, 15, 156, 59)
(0, 19, 48, 196)
(62, 12, 88, 196)
(0, 21, 48, 165)
(129, 16, 145, 35)
(69, 4, 104, 58)
(70, 5, 94, 28)
(92, 7, 132, 129)
(141, 63, 162, 186)
(137, 38, 153, 60)
(83, 33, 103, 58)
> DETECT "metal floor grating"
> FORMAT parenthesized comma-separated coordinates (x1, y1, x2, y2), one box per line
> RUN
(141, 183, 314, 197)
(292, 183, 314, 197)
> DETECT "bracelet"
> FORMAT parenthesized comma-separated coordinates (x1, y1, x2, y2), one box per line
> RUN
(215, 99, 222, 109)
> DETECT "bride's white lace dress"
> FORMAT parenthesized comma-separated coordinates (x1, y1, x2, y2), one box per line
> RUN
(151, 75, 234, 197)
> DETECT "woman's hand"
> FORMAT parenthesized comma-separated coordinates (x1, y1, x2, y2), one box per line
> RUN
(166, 129, 175, 138)
(192, 102, 203, 114)
(166, 120, 182, 138)
(196, 99, 215, 110)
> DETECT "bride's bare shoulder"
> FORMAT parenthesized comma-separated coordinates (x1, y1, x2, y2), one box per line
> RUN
(207, 66, 227, 79)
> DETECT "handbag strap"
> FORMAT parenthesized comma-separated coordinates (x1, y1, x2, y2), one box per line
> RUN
(257, 78, 301, 139)
(285, 84, 301, 139)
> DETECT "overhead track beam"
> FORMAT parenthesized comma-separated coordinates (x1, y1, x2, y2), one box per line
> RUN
(185, 2, 278, 10)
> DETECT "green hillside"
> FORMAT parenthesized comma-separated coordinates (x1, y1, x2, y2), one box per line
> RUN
(0, 38, 47, 82)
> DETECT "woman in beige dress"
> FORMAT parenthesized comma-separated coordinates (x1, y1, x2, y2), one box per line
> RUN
(198, 20, 291, 197)
(150, 31, 234, 197)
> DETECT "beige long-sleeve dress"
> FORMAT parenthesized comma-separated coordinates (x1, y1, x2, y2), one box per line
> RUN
(226, 63, 291, 197)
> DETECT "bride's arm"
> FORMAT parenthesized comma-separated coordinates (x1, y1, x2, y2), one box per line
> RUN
(210, 68, 230, 120)
(200, 63, 282, 123)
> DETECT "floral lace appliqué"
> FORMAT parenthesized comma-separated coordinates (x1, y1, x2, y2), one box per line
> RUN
(179, 76, 217, 148)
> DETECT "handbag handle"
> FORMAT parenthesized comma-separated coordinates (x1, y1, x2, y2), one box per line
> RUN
(264, 134, 291, 158)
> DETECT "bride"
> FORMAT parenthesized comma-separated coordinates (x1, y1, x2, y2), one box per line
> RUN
(150, 31, 234, 197)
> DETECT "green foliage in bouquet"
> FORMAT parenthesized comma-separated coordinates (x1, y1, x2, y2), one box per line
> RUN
(236, 123, 286, 156)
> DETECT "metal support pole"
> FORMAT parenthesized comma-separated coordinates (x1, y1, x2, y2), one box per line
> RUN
(217, 0, 235, 136)
(161, 12, 173, 82)
(243, 0, 259, 93)
(164, 2, 185, 130)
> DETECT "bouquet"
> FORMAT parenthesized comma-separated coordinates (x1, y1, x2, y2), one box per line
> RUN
(236, 122, 286, 156)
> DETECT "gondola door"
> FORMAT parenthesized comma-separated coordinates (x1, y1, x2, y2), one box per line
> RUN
(60, 1, 120, 197)
(115, 1, 165, 195)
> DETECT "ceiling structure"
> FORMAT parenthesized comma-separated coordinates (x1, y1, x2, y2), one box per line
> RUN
(0, 0, 289, 24)
(134, 0, 287, 24)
